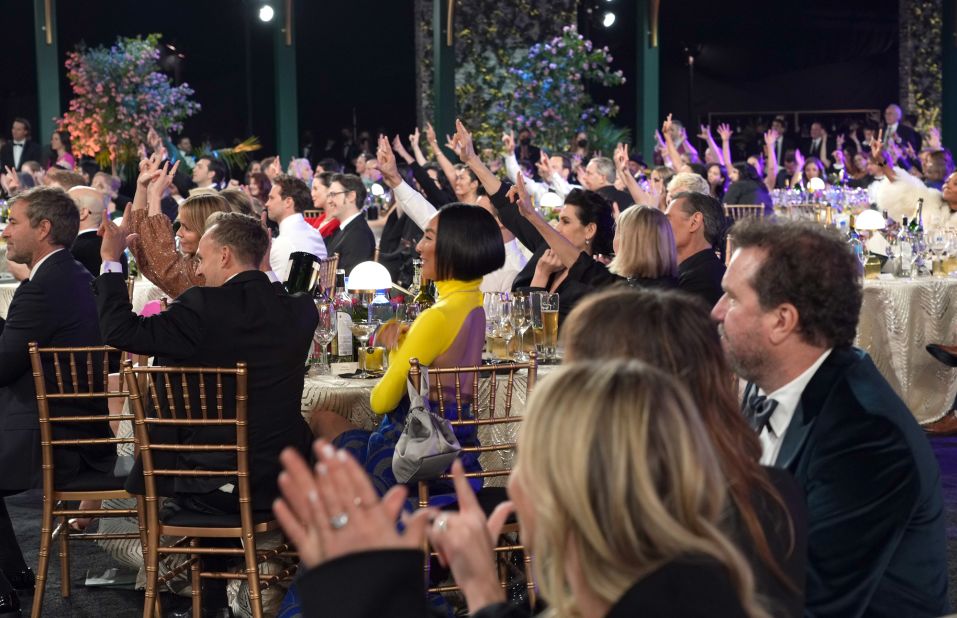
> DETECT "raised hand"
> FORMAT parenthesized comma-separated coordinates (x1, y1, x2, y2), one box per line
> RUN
(424, 122, 438, 147)
(274, 441, 435, 570)
(452, 119, 476, 163)
(1, 165, 19, 195)
(868, 131, 885, 162)
(409, 127, 421, 149)
(654, 130, 666, 151)
(661, 113, 674, 140)
(793, 148, 806, 171)
(137, 151, 165, 187)
(506, 173, 537, 220)
(444, 133, 461, 160)
(376, 134, 402, 188)
(98, 213, 129, 262)
(614, 142, 629, 174)
(697, 124, 712, 141)
(535, 248, 566, 276)
(763, 129, 778, 149)
(427, 460, 509, 612)
(501, 130, 515, 155)
(535, 150, 551, 179)
(268, 155, 282, 179)
(147, 160, 180, 202)
(716, 123, 733, 142)
(928, 127, 942, 151)
(391, 134, 413, 164)
(835, 133, 845, 150)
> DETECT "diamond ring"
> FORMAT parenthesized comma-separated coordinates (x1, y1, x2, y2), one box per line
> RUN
(435, 516, 449, 533)
(330, 512, 349, 529)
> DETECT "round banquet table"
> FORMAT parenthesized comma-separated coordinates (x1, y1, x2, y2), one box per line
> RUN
(856, 276, 957, 424)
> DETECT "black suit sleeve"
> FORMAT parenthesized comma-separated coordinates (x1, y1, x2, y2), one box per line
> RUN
(0, 282, 53, 386)
(94, 272, 205, 357)
(489, 182, 547, 253)
(298, 550, 442, 618)
(410, 161, 455, 206)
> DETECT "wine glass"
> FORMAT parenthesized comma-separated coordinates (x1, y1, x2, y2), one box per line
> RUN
(351, 320, 380, 378)
(498, 299, 515, 360)
(511, 295, 531, 361)
(311, 301, 337, 375)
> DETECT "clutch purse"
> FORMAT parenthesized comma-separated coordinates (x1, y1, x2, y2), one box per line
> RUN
(392, 366, 461, 483)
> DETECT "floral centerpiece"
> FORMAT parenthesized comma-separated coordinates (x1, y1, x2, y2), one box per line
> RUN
(58, 34, 200, 170)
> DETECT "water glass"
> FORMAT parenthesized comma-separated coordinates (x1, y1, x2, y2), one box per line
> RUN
(310, 302, 337, 375)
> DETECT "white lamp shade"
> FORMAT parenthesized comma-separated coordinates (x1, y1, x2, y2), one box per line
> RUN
(540, 192, 564, 208)
(346, 261, 392, 291)
(854, 209, 886, 231)
(808, 177, 826, 192)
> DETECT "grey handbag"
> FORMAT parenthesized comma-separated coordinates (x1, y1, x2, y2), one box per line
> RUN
(392, 366, 462, 483)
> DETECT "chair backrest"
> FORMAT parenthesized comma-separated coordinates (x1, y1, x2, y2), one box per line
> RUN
(127, 275, 136, 298)
(724, 204, 765, 221)
(303, 209, 323, 220)
(123, 361, 249, 510)
(410, 352, 537, 493)
(28, 342, 133, 489)
(316, 254, 339, 297)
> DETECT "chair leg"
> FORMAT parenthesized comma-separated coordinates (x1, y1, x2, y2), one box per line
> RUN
(135, 497, 148, 566)
(190, 539, 201, 618)
(31, 495, 56, 618)
(242, 536, 264, 618)
(58, 514, 71, 598)
(143, 522, 160, 618)
(523, 549, 536, 608)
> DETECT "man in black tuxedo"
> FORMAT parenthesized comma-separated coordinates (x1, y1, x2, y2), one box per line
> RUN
(96, 212, 316, 616)
(665, 192, 726, 307)
(0, 186, 115, 614)
(801, 121, 832, 167)
(323, 173, 376, 276)
(712, 218, 949, 617)
(0, 118, 43, 173)
(578, 156, 633, 212)
(68, 186, 127, 277)
(883, 103, 922, 153)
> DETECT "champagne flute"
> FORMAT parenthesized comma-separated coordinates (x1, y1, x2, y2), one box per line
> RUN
(351, 320, 379, 378)
(530, 292, 545, 359)
(311, 301, 337, 375)
(539, 292, 559, 360)
(511, 295, 531, 361)
(499, 299, 515, 360)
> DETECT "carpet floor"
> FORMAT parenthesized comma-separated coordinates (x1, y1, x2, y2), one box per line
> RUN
(9, 436, 957, 616)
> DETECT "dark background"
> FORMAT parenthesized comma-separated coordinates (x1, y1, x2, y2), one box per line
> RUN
(0, 0, 899, 156)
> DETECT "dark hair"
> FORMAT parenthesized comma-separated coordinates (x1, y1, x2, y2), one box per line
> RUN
(705, 163, 729, 200)
(205, 212, 269, 267)
(802, 156, 826, 181)
(13, 117, 31, 135)
(733, 163, 762, 184)
(560, 287, 798, 594)
(52, 130, 72, 154)
(672, 191, 726, 246)
(248, 171, 272, 198)
(314, 171, 335, 188)
(433, 203, 505, 281)
(731, 218, 862, 347)
(11, 186, 79, 247)
(317, 157, 341, 173)
(563, 188, 614, 255)
(202, 157, 227, 185)
(273, 174, 313, 213)
(925, 149, 955, 181)
(550, 152, 573, 172)
(330, 173, 366, 210)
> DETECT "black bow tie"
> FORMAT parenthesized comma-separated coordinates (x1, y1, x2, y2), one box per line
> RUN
(12, 142, 23, 147)
(746, 393, 779, 434)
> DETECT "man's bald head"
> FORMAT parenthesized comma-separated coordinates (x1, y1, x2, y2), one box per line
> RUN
(68, 186, 109, 229)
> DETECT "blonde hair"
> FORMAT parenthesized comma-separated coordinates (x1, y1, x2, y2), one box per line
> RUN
(608, 205, 678, 278)
(178, 194, 230, 250)
(516, 361, 768, 618)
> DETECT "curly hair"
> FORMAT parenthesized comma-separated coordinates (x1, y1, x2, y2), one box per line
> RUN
(731, 218, 862, 348)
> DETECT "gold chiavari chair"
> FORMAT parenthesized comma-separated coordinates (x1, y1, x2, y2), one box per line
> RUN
(302, 209, 323, 220)
(28, 343, 147, 618)
(411, 353, 538, 606)
(725, 233, 735, 266)
(723, 204, 766, 221)
(316, 254, 339, 296)
(127, 274, 136, 299)
(123, 361, 290, 618)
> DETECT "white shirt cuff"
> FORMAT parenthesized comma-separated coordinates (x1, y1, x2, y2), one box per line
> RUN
(100, 260, 124, 275)
(266, 270, 280, 283)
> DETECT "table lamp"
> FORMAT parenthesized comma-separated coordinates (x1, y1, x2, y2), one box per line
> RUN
(854, 209, 886, 279)
(539, 192, 564, 209)
(347, 261, 393, 306)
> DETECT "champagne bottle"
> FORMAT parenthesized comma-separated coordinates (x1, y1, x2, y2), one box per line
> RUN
(413, 279, 436, 309)
(284, 252, 319, 295)
(332, 270, 356, 362)
(408, 259, 423, 298)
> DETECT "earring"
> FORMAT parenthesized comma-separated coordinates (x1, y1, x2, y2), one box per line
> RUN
(585, 238, 591, 245)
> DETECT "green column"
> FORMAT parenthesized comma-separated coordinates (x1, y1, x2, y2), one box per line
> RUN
(432, 0, 455, 151)
(33, 0, 61, 142)
(274, 0, 299, 160)
(634, 0, 660, 162)
(943, 0, 957, 149)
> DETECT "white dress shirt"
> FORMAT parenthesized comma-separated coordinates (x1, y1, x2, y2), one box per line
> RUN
(481, 238, 528, 293)
(30, 248, 65, 279)
(12, 141, 25, 169)
(885, 122, 898, 143)
(269, 212, 327, 279)
(757, 348, 832, 466)
(337, 211, 363, 232)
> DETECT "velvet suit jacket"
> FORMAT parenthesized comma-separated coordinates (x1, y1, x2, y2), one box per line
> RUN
(0, 250, 114, 491)
(768, 346, 948, 617)
(324, 216, 376, 277)
(94, 270, 317, 511)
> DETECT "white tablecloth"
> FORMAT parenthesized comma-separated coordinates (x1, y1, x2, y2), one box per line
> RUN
(856, 276, 957, 424)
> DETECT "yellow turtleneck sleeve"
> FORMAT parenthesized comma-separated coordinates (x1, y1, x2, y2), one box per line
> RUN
(370, 278, 484, 414)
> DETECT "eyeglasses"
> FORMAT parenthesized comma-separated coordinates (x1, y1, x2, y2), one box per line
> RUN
(327, 190, 352, 198)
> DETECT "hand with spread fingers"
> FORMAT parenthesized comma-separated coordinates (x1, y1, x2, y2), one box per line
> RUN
(376, 135, 403, 189)
(427, 460, 512, 613)
(273, 440, 435, 570)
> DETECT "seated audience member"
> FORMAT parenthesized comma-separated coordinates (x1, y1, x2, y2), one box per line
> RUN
(562, 287, 806, 617)
(707, 162, 730, 201)
(308, 171, 341, 238)
(45, 168, 86, 192)
(47, 130, 76, 171)
(576, 155, 633, 211)
(872, 141, 957, 232)
(218, 187, 256, 216)
(0, 187, 116, 614)
(608, 205, 679, 290)
(191, 156, 227, 192)
(310, 203, 504, 497)
(796, 156, 827, 190)
(96, 212, 316, 617)
(725, 163, 773, 213)
(266, 174, 327, 279)
(391, 130, 457, 206)
(68, 186, 128, 277)
(278, 361, 770, 618)
(665, 171, 710, 202)
(713, 218, 949, 616)
(0, 118, 42, 173)
(322, 174, 376, 276)
(125, 158, 230, 298)
(665, 191, 727, 307)
(247, 171, 271, 202)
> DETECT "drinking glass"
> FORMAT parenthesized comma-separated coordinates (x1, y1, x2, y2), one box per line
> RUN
(529, 292, 545, 360)
(351, 320, 380, 378)
(311, 301, 337, 375)
(498, 299, 515, 360)
(536, 292, 559, 360)
(511, 295, 532, 361)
